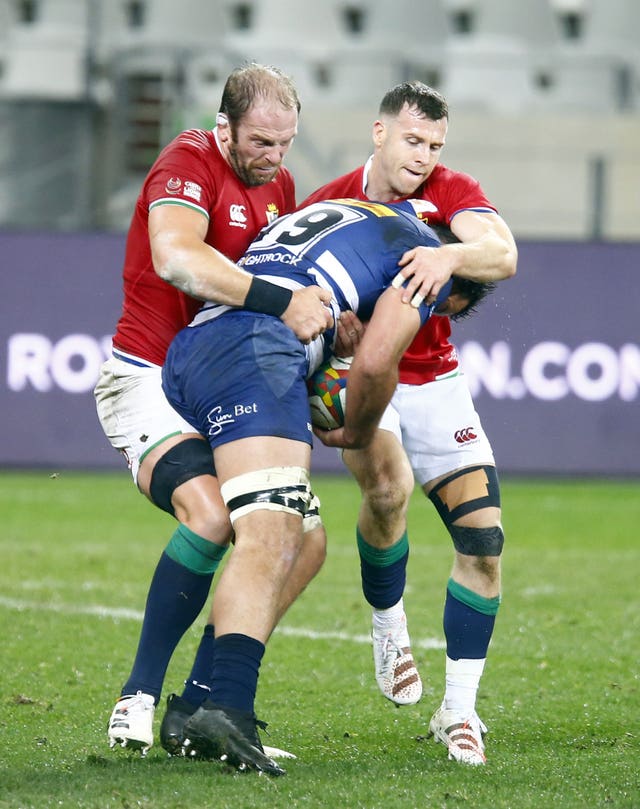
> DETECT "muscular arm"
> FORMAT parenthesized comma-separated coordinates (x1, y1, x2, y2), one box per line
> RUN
(150, 204, 254, 304)
(395, 210, 518, 305)
(149, 204, 333, 341)
(316, 287, 421, 449)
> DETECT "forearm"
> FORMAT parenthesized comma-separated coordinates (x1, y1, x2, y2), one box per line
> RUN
(444, 230, 517, 283)
(343, 364, 398, 448)
(342, 324, 405, 447)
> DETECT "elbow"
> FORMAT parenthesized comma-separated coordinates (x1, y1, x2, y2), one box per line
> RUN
(155, 259, 185, 290)
(151, 232, 193, 291)
(151, 242, 175, 284)
(497, 238, 518, 281)
(155, 260, 174, 284)
(153, 252, 199, 297)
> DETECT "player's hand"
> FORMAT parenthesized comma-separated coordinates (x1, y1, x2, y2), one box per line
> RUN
(281, 286, 334, 343)
(392, 245, 454, 307)
(312, 425, 368, 450)
(334, 310, 365, 357)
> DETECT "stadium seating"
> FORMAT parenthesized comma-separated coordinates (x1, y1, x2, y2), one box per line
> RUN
(441, 39, 538, 114)
(533, 50, 631, 113)
(0, 0, 90, 100)
(225, 0, 353, 62)
(581, 0, 640, 59)
(349, 0, 454, 87)
(0, 0, 639, 237)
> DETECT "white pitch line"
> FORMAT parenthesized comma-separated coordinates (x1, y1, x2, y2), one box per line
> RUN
(276, 625, 445, 650)
(0, 595, 445, 650)
(0, 595, 144, 621)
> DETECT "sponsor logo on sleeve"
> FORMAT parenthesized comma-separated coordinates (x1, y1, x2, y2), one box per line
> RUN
(165, 177, 182, 194)
(183, 180, 202, 202)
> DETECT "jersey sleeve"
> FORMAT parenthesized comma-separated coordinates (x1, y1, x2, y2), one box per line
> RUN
(431, 166, 497, 223)
(145, 130, 217, 220)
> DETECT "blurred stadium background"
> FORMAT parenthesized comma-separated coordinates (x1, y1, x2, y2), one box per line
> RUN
(0, 0, 638, 476)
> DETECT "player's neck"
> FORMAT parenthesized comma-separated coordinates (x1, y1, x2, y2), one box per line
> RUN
(364, 161, 402, 203)
(364, 175, 394, 202)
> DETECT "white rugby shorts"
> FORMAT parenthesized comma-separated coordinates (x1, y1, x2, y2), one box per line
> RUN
(94, 356, 198, 483)
(379, 373, 495, 486)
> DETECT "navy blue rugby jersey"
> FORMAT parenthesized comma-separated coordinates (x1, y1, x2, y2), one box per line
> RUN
(191, 198, 451, 364)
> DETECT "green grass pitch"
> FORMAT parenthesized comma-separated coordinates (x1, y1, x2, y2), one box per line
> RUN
(1, 471, 638, 809)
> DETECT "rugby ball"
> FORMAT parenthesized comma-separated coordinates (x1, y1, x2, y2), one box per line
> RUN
(307, 356, 351, 430)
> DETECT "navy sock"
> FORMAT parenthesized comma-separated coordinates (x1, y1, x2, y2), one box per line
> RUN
(181, 624, 215, 707)
(121, 552, 213, 702)
(357, 528, 408, 609)
(443, 580, 499, 660)
(209, 633, 265, 714)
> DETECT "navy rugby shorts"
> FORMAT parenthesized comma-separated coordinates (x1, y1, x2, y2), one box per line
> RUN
(162, 311, 313, 449)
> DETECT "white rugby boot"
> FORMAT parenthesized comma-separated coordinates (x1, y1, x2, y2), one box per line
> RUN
(428, 703, 488, 765)
(108, 691, 155, 756)
(372, 610, 423, 705)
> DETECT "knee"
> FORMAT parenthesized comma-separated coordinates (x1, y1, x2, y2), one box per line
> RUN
(455, 550, 501, 590)
(191, 506, 233, 546)
(450, 522, 504, 558)
(364, 475, 412, 522)
(172, 479, 232, 544)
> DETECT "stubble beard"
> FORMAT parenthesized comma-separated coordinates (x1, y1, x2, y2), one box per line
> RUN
(228, 144, 277, 187)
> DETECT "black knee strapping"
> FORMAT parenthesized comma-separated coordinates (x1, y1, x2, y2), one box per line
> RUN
(429, 464, 501, 525)
(149, 438, 215, 516)
(449, 524, 505, 556)
(225, 484, 311, 517)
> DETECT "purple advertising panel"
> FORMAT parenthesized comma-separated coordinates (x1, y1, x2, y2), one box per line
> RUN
(452, 241, 638, 476)
(0, 233, 638, 476)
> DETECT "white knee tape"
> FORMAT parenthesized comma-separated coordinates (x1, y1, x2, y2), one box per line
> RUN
(303, 493, 323, 534)
(220, 466, 312, 525)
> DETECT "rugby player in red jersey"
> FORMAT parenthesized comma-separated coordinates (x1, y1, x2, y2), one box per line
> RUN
(302, 81, 517, 765)
(95, 64, 332, 757)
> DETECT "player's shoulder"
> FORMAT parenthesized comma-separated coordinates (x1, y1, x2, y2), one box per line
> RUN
(427, 163, 481, 190)
(300, 166, 364, 207)
(173, 128, 216, 152)
(153, 128, 218, 170)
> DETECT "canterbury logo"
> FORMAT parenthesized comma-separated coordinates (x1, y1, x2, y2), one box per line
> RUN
(454, 427, 477, 443)
(229, 204, 247, 223)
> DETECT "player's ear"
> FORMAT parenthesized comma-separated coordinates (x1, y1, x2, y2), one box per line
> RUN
(216, 112, 230, 141)
(372, 119, 385, 147)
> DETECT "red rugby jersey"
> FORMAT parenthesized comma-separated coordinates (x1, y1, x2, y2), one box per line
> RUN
(301, 161, 496, 385)
(112, 128, 296, 366)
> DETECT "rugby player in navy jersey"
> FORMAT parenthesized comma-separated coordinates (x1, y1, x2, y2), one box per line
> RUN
(161, 198, 492, 774)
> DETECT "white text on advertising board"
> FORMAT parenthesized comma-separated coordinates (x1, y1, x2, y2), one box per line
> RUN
(4, 334, 640, 402)
(460, 340, 640, 402)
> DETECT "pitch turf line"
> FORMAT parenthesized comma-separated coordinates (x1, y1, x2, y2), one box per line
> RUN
(0, 595, 445, 649)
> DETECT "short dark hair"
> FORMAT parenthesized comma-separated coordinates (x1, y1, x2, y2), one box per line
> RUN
(379, 81, 448, 121)
(448, 276, 496, 321)
(219, 62, 301, 127)
(431, 224, 495, 321)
